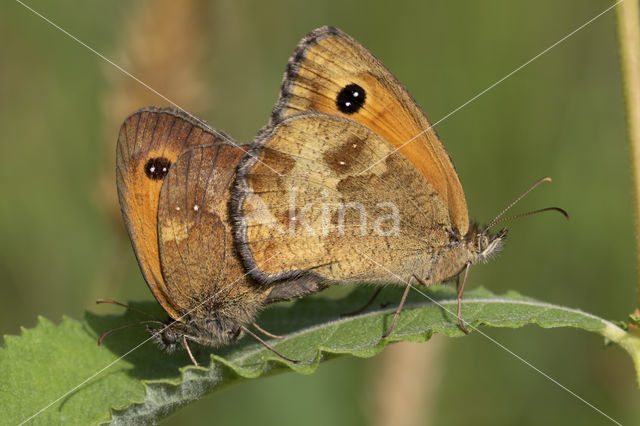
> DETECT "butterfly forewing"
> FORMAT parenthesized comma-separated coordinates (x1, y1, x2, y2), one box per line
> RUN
(272, 26, 469, 235)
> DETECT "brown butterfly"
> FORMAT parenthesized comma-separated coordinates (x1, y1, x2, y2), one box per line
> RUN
(231, 26, 565, 334)
(105, 106, 320, 364)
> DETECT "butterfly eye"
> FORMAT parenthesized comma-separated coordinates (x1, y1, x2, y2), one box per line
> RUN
(336, 83, 366, 114)
(144, 157, 172, 180)
(163, 329, 176, 344)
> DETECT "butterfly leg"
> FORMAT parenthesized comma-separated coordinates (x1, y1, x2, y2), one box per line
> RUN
(340, 287, 383, 317)
(252, 322, 285, 339)
(183, 335, 199, 366)
(241, 326, 299, 363)
(456, 263, 471, 335)
(382, 276, 416, 339)
(412, 274, 430, 287)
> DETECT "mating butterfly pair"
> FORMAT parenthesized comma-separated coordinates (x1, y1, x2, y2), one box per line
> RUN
(108, 27, 555, 365)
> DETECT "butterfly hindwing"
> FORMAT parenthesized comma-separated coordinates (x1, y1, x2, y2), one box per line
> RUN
(158, 143, 275, 322)
(234, 113, 453, 284)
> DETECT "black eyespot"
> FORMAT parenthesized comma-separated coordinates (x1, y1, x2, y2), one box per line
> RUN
(144, 157, 171, 180)
(336, 83, 366, 114)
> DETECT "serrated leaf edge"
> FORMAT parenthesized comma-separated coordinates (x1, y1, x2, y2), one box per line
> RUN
(109, 295, 627, 423)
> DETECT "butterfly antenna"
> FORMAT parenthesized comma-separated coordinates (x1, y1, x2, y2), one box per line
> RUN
(96, 298, 160, 320)
(483, 177, 567, 232)
(488, 207, 569, 227)
(241, 325, 299, 363)
(97, 319, 165, 346)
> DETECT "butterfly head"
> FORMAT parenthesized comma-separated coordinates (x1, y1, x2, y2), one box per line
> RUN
(148, 321, 186, 353)
(148, 314, 243, 352)
(466, 225, 508, 263)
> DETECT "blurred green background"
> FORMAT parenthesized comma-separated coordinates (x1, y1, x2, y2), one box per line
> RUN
(1, 0, 638, 424)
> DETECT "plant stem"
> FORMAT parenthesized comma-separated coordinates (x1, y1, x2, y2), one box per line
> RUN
(601, 323, 640, 387)
(616, 0, 640, 309)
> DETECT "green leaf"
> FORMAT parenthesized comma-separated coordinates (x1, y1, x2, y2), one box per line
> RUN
(2, 286, 637, 424)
